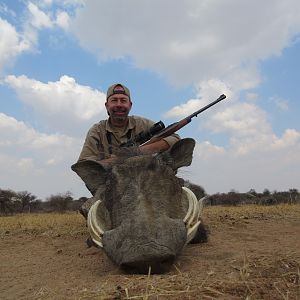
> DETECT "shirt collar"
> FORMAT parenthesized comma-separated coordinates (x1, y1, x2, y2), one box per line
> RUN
(106, 116, 136, 133)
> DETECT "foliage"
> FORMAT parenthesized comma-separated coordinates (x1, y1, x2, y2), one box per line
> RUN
(206, 188, 300, 206)
(0, 185, 299, 216)
(46, 191, 73, 213)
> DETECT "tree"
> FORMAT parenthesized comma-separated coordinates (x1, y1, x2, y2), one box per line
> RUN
(16, 191, 37, 213)
(47, 191, 73, 212)
(289, 188, 299, 204)
(0, 189, 18, 215)
(263, 189, 271, 196)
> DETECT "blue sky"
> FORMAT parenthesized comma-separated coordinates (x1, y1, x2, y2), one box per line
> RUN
(0, 0, 299, 200)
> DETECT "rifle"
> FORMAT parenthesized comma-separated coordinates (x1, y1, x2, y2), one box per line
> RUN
(121, 94, 226, 147)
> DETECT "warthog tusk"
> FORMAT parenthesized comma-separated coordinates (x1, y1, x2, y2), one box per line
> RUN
(87, 200, 104, 248)
(87, 187, 204, 248)
(182, 187, 204, 244)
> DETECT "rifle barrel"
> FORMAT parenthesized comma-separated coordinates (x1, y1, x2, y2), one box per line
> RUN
(141, 94, 226, 146)
(187, 94, 226, 120)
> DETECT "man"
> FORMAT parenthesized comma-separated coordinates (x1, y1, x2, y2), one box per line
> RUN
(72, 83, 180, 214)
(72, 83, 180, 245)
(76, 83, 180, 167)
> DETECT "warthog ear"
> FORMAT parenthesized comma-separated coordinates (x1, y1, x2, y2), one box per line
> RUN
(166, 138, 196, 170)
(71, 160, 108, 196)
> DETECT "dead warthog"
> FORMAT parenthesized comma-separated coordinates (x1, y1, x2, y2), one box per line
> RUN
(72, 138, 207, 273)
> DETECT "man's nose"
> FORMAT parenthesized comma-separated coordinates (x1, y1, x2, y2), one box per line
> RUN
(115, 100, 124, 106)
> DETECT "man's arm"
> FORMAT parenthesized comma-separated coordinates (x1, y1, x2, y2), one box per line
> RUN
(139, 139, 170, 154)
(77, 125, 104, 162)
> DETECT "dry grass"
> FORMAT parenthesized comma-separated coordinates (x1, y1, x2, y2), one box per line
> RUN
(1, 204, 300, 299)
(1, 204, 299, 236)
(0, 212, 86, 237)
(204, 203, 300, 219)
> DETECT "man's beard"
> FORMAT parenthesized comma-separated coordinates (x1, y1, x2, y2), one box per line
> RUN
(110, 109, 129, 123)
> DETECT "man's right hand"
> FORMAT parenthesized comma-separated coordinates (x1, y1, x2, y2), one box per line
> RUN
(99, 154, 118, 167)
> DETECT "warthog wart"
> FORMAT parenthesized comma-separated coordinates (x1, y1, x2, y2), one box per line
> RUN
(72, 138, 207, 273)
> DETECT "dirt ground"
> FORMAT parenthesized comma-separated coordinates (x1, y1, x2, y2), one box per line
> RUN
(1, 205, 300, 299)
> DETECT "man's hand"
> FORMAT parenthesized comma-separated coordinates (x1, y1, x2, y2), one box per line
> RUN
(98, 154, 118, 167)
(99, 140, 170, 168)
(139, 139, 169, 154)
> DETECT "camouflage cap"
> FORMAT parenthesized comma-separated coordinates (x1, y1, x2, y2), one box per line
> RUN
(106, 83, 131, 100)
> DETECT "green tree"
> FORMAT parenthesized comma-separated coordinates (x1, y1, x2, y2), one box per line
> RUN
(16, 191, 37, 212)
(47, 191, 73, 212)
(0, 189, 18, 215)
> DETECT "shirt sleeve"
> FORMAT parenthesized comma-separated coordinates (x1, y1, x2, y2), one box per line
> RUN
(77, 125, 104, 162)
(162, 133, 180, 147)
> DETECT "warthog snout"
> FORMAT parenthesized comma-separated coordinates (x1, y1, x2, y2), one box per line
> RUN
(120, 253, 176, 274)
(103, 217, 187, 274)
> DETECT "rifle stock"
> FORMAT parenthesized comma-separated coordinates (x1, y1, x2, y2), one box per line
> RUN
(142, 94, 226, 146)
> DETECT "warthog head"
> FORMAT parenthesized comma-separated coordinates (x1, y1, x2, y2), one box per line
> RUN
(72, 138, 203, 273)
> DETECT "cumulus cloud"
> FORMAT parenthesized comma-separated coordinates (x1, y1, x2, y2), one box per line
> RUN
(0, 18, 31, 73)
(26, 2, 76, 31)
(0, 1, 79, 73)
(4, 75, 107, 136)
(0, 113, 88, 198)
(55, 11, 70, 30)
(165, 79, 300, 157)
(207, 102, 300, 155)
(0, 3, 16, 17)
(165, 79, 232, 118)
(27, 2, 53, 29)
(70, 0, 300, 86)
(27, 0, 83, 31)
(0, 113, 77, 161)
(184, 138, 300, 194)
(269, 96, 289, 111)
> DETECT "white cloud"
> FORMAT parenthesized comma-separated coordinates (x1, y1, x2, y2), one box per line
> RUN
(165, 79, 300, 157)
(4, 75, 107, 136)
(185, 138, 300, 194)
(40, 0, 54, 6)
(0, 113, 88, 199)
(0, 3, 17, 17)
(26, 2, 75, 31)
(0, 1, 78, 62)
(184, 130, 300, 194)
(55, 11, 70, 30)
(271, 129, 300, 150)
(269, 96, 289, 111)
(205, 101, 300, 155)
(27, 2, 53, 29)
(193, 141, 225, 159)
(0, 18, 31, 73)
(0, 2, 75, 73)
(70, 0, 300, 86)
(0, 112, 76, 155)
(165, 79, 232, 118)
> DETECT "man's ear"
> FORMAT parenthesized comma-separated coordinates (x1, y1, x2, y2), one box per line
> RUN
(105, 102, 110, 116)
(71, 160, 108, 196)
(160, 138, 195, 170)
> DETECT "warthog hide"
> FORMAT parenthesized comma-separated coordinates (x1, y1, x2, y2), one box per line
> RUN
(72, 138, 207, 273)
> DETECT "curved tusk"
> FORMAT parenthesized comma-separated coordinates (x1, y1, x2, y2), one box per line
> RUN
(182, 187, 204, 244)
(87, 188, 205, 248)
(87, 200, 104, 248)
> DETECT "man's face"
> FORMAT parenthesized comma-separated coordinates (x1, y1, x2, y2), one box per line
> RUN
(105, 94, 132, 124)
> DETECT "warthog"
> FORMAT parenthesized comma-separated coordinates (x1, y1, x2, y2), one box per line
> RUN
(72, 138, 207, 273)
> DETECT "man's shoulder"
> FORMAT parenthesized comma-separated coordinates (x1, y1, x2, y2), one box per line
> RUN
(87, 120, 107, 133)
(130, 115, 154, 124)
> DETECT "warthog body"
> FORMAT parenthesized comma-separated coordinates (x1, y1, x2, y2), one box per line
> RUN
(72, 138, 207, 273)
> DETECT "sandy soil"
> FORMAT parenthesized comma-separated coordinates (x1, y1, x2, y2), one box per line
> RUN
(1, 206, 300, 299)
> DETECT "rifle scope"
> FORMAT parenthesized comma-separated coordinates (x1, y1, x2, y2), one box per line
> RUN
(121, 121, 165, 147)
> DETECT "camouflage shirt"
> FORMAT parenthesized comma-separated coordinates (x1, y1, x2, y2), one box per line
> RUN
(77, 116, 180, 162)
